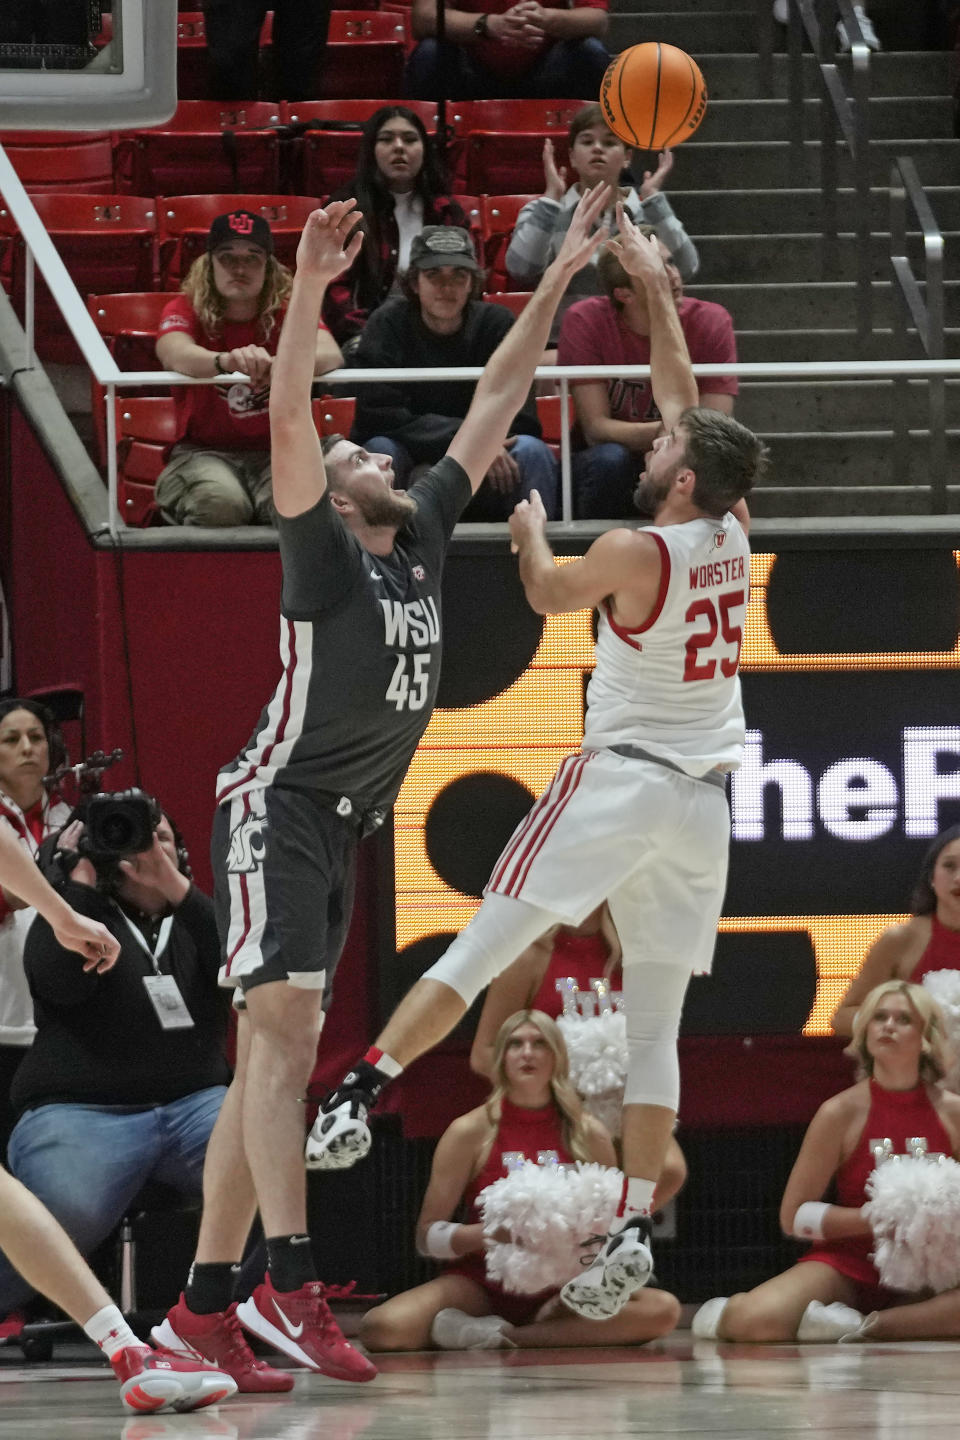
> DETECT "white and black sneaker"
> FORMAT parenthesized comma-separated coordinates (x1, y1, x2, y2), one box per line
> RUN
(305, 1063, 386, 1171)
(560, 1215, 654, 1320)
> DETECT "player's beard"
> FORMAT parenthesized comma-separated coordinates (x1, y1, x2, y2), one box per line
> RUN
(633, 461, 677, 520)
(357, 487, 419, 529)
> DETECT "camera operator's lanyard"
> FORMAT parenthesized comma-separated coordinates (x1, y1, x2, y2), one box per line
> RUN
(120, 913, 195, 1030)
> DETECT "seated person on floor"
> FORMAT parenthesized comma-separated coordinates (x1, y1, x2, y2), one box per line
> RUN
(404, 0, 610, 100)
(505, 104, 698, 344)
(832, 825, 960, 1039)
(557, 235, 737, 519)
(156, 209, 342, 527)
(469, 902, 687, 1207)
(352, 226, 559, 521)
(0, 804, 230, 1330)
(323, 106, 468, 355)
(359, 1008, 679, 1352)
(692, 981, 960, 1345)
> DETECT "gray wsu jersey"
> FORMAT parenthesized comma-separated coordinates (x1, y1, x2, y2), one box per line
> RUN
(216, 457, 471, 815)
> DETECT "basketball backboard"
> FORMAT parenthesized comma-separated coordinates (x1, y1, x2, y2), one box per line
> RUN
(0, 0, 176, 131)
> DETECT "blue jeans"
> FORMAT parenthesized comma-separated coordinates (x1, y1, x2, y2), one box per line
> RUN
(365, 433, 560, 520)
(572, 442, 640, 519)
(0, 1086, 226, 1315)
(404, 37, 610, 100)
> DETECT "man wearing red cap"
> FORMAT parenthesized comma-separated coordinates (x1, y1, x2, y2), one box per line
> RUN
(155, 210, 343, 528)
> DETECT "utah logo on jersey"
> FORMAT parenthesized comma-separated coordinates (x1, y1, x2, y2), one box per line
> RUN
(227, 811, 267, 873)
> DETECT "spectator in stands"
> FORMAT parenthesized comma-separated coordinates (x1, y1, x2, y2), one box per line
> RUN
(352, 226, 559, 521)
(359, 1009, 679, 1352)
(0, 700, 70, 1158)
(557, 233, 737, 518)
(202, 0, 332, 101)
(404, 0, 610, 100)
(831, 825, 960, 1038)
(0, 808, 235, 1342)
(505, 104, 698, 342)
(155, 209, 342, 528)
(691, 981, 960, 1344)
(323, 106, 467, 354)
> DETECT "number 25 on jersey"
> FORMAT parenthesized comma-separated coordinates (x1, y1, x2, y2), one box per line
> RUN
(683, 588, 745, 682)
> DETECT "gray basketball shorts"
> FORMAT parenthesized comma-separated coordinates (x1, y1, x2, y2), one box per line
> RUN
(213, 785, 358, 1005)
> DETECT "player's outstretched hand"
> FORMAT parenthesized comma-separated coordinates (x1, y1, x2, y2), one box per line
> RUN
(509, 489, 548, 554)
(551, 183, 611, 278)
(606, 203, 669, 285)
(296, 202, 364, 283)
(53, 910, 120, 973)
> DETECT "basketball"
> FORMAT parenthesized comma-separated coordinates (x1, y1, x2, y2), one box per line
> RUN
(600, 43, 708, 151)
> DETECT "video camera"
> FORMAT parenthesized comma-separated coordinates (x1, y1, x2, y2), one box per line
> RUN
(47, 749, 160, 865)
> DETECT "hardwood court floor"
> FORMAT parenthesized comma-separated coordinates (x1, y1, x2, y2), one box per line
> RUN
(2, 1333, 959, 1438)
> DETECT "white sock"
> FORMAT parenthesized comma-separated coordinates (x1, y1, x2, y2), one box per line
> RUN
(612, 1177, 656, 1230)
(83, 1304, 142, 1359)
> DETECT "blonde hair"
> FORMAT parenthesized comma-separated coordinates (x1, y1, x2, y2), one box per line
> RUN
(851, 980, 951, 1084)
(180, 251, 293, 344)
(476, 1009, 594, 1172)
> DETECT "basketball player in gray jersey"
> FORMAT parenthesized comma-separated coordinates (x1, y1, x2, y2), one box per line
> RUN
(152, 192, 614, 1392)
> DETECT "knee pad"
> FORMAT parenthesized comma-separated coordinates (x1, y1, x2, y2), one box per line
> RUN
(621, 963, 690, 1110)
(422, 893, 557, 1006)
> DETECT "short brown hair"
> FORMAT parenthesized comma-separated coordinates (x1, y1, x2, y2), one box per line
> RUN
(568, 102, 628, 152)
(399, 265, 484, 304)
(597, 231, 656, 307)
(678, 407, 768, 515)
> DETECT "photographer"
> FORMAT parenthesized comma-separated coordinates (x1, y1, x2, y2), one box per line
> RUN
(0, 806, 230, 1326)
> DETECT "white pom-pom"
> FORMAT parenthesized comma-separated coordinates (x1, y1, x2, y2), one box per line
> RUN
(865, 1154, 960, 1293)
(557, 1010, 626, 1135)
(478, 1162, 623, 1294)
(922, 969, 960, 1090)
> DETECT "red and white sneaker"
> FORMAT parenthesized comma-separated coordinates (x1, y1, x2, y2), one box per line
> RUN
(111, 1344, 236, 1414)
(235, 1275, 377, 1383)
(151, 1295, 294, 1393)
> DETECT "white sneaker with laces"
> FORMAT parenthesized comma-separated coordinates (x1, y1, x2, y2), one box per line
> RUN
(560, 1216, 654, 1320)
(836, 5, 880, 51)
(796, 1299, 865, 1342)
(305, 1098, 372, 1171)
(430, 1309, 515, 1351)
(691, 1296, 730, 1340)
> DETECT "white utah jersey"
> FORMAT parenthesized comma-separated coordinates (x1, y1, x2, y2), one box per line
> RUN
(583, 512, 750, 776)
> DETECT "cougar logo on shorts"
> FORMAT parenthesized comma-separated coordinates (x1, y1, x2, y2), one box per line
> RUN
(227, 812, 267, 873)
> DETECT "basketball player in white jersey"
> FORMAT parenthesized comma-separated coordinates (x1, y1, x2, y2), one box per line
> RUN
(313, 207, 767, 1321)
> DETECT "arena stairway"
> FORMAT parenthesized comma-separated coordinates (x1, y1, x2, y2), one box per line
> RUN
(609, 0, 960, 515)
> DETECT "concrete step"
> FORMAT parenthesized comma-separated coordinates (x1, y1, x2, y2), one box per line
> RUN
(749, 485, 960, 517)
(669, 187, 960, 235)
(685, 95, 956, 144)
(686, 280, 960, 330)
(669, 51, 953, 102)
(635, 137, 960, 188)
(735, 327, 960, 360)
(688, 231, 960, 283)
(758, 428, 960, 486)
(607, 2, 937, 52)
(734, 378, 959, 431)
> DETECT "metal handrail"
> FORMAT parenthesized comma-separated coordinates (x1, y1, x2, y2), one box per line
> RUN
(889, 157, 947, 510)
(785, 0, 873, 346)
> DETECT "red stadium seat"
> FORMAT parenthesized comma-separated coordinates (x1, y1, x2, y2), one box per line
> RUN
(479, 194, 536, 290)
(115, 101, 283, 198)
(0, 195, 158, 365)
(312, 396, 357, 437)
(483, 291, 533, 319)
(0, 131, 115, 195)
(157, 193, 321, 286)
(175, 12, 215, 101)
(263, 12, 406, 100)
(536, 393, 575, 449)
(280, 100, 437, 196)
(87, 291, 180, 464)
(115, 397, 180, 527)
(458, 100, 578, 193)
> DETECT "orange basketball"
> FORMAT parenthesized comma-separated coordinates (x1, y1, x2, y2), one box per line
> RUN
(600, 43, 708, 151)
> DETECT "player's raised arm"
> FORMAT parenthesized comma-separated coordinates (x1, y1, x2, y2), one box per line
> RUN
(270, 203, 363, 518)
(447, 185, 612, 493)
(606, 205, 698, 433)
